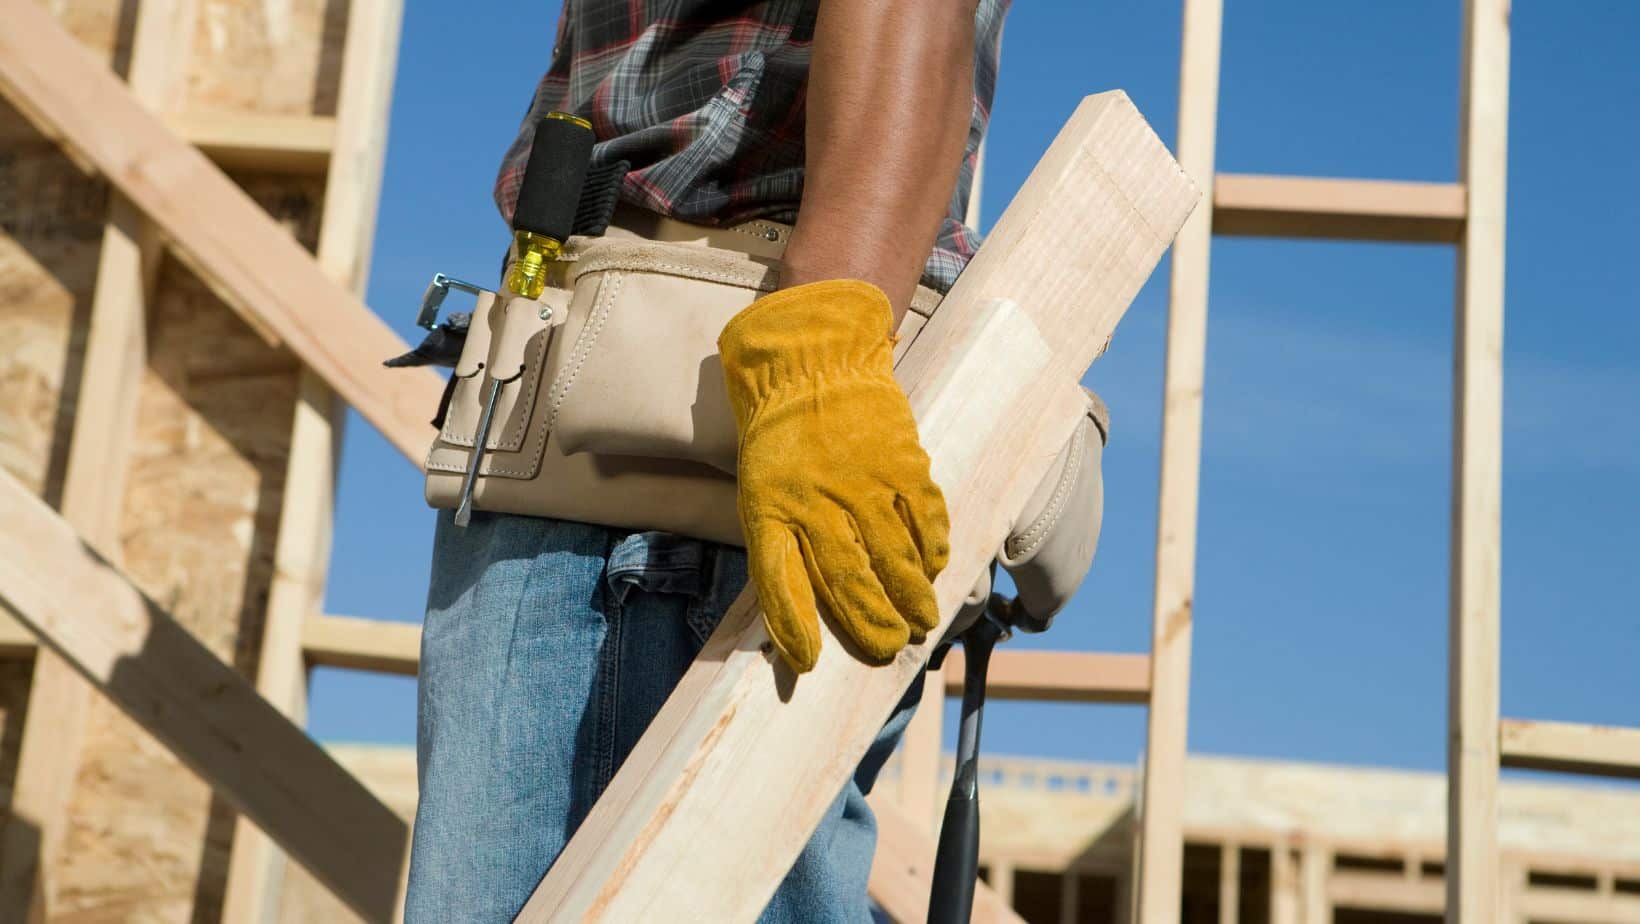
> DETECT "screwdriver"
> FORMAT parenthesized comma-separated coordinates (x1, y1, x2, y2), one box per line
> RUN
(505, 111, 596, 298)
(454, 110, 595, 526)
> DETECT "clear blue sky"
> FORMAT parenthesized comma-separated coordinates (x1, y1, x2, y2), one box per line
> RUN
(313, 1, 1640, 782)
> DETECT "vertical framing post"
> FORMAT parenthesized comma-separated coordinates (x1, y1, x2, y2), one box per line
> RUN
(0, 1, 193, 917)
(1299, 845, 1330, 924)
(1058, 869, 1080, 924)
(1219, 843, 1241, 924)
(1270, 843, 1299, 924)
(1137, 0, 1221, 920)
(217, 0, 403, 918)
(1448, 0, 1509, 921)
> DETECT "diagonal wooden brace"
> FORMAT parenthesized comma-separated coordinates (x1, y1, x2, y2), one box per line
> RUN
(517, 92, 1198, 922)
(0, 470, 408, 923)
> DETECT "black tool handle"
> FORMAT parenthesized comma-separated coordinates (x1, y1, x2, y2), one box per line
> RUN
(927, 614, 1003, 924)
(513, 114, 595, 240)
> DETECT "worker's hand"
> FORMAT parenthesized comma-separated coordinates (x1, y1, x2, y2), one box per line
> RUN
(719, 279, 951, 673)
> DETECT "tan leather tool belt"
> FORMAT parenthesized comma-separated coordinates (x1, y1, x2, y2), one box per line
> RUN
(424, 207, 944, 546)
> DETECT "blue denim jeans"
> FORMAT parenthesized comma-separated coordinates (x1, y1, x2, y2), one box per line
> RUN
(406, 510, 922, 922)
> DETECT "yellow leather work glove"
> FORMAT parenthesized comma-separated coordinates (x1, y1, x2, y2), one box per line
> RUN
(718, 279, 951, 673)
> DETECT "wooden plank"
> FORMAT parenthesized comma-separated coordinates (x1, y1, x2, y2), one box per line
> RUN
(0, 468, 408, 922)
(0, 0, 188, 915)
(1213, 174, 1466, 243)
(867, 796, 1025, 924)
(222, 0, 402, 918)
(1517, 887, 1640, 924)
(300, 618, 1154, 710)
(515, 92, 1197, 922)
(1058, 871, 1079, 924)
(1137, 1, 1221, 921)
(1448, 0, 1510, 921)
(1499, 719, 1640, 781)
(1271, 844, 1299, 924)
(220, 371, 342, 924)
(303, 614, 423, 675)
(0, 0, 442, 464)
(1300, 845, 1330, 924)
(165, 111, 337, 174)
(1219, 843, 1240, 924)
(1327, 870, 1445, 915)
(944, 649, 1151, 703)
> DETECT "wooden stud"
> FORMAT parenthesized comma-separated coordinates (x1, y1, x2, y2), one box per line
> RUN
(218, 371, 343, 924)
(1058, 869, 1079, 924)
(0, 0, 191, 916)
(219, 0, 402, 918)
(0, 468, 408, 923)
(0, 0, 443, 463)
(1219, 843, 1240, 924)
(514, 92, 1197, 923)
(1212, 174, 1466, 243)
(1448, 0, 1509, 921)
(1300, 845, 1331, 924)
(1499, 719, 1640, 781)
(943, 649, 1151, 704)
(1271, 845, 1299, 924)
(990, 858, 1015, 908)
(1137, 2, 1221, 922)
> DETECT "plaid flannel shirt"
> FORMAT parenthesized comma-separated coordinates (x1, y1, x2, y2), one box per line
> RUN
(495, 0, 1009, 292)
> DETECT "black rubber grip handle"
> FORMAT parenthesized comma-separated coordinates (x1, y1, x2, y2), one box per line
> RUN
(928, 766, 981, 923)
(513, 115, 595, 240)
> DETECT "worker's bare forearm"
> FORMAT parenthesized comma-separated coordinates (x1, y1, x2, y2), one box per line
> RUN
(782, 0, 977, 321)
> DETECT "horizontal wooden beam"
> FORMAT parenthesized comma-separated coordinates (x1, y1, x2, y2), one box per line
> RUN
(0, 469, 407, 922)
(942, 649, 1150, 704)
(304, 613, 422, 675)
(166, 111, 337, 173)
(302, 614, 1153, 711)
(1518, 886, 1640, 924)
(1327, 870, 1445, 915)
(1499, 718, 1640, 781)
(1212, 173, 1466, 243)
(0, 0, 442, 464)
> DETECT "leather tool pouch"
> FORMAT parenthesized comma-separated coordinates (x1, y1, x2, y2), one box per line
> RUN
(424, 235, 941, 544)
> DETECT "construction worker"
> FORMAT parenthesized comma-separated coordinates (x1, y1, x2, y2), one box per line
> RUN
(406, 0, 1006, 919)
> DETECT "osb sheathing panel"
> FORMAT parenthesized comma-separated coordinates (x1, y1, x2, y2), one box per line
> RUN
(48, 175, 322, 922)
(0, 102, 109, 503)
(185, 0, 348, 116)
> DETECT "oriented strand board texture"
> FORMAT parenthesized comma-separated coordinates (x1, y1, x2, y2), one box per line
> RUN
(186, 0, 348, 116)
(48, 176, 319, 922)
(0, 98, 109, 503)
